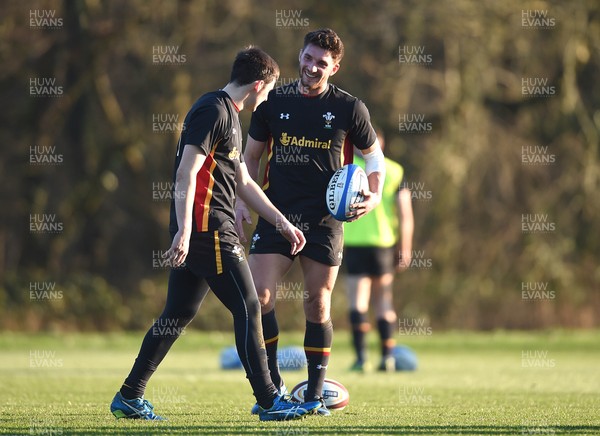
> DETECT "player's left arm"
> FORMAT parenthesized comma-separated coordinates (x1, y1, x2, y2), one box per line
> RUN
(165, 144, 206, 266)
(397, 187, 414, 271)
(236, 162, 306, 255)
(349, 140, 385, 221)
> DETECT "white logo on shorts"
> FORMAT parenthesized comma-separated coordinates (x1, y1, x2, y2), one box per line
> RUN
(251, 233, 261, 249)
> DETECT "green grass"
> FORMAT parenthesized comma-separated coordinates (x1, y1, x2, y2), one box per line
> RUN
(1, 330, 599, 435)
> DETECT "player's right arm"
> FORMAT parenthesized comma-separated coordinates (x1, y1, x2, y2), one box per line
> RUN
(165, 145, 206, 267)
(235, 135, 266, 242)
(243, 135, 266, 180)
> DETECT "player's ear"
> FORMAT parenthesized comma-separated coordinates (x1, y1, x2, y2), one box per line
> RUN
(330, 63, 340, 76)
(253, 80, 265, 92)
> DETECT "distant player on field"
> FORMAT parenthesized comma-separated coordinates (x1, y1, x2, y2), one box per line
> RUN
(235, 28, 385, 416)
(344, 132, 414, 372)
(110, 47, 321, 422)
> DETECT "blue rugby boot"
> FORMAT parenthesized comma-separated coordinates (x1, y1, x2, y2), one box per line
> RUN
(110, 392, 166, 420)
(258, 395, 320, 421)
(251, 384, 287, 415)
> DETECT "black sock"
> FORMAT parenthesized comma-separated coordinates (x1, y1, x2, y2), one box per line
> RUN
(262, 309, 282, 390)
(350, 310, 369, 363)
(377, 318, 395, 359)
(304, 319, 333, 401)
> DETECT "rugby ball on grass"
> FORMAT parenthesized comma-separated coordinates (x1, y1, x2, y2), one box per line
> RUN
(326, 164, 368, 221)
(290, 378, 349, 410)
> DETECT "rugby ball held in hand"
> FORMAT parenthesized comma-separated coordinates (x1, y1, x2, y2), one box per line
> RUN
(326, 164, 368, 221)
(290, 378, 349, 410)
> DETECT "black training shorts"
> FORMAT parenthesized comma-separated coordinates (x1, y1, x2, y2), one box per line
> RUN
(344, 246, 396, 276)
(179, 222, 247, 277)
(248, 221, 344, 266)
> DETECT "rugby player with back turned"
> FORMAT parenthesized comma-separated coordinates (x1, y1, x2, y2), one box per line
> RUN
(235, 28, 386, 416)
(110, 47, 321, 422)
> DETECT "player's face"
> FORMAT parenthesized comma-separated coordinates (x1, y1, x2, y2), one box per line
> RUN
(298, 44, 340, 96)
(249, 79, 276, 111)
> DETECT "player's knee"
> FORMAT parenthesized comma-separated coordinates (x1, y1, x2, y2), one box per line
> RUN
(377, 309, 396, 323)
(355, 298, 370, 313)
(256, 286, 275, 310)
(245, 294, 261, 318)
(304, 294, 330, 323)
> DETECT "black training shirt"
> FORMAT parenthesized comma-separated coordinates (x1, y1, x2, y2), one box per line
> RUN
(249, 81, 376, 231)
(169, 90, 243, 234)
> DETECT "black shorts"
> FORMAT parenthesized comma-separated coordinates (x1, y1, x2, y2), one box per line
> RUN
(178, 222, 247, 277)
(345, 246, 395, 276)
(249, 221, 344, 266)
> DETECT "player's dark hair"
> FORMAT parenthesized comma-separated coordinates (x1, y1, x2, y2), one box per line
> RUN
(303, 28, 344, 62)
(230, 47, 280, 86)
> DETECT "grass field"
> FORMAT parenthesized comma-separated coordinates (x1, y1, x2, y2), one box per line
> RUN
(1, 330, 599, 435)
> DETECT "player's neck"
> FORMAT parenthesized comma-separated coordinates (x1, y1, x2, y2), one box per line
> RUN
(299, 81, 328, 97)
(221, 83, 247, 111)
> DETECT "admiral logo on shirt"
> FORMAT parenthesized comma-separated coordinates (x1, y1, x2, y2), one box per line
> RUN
(228, 146, 240, 160)
(280, 133, 291, 146)
(279, 132, 331, 149)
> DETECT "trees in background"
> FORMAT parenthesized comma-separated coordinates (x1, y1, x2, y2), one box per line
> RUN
(1, 0, 598, 330)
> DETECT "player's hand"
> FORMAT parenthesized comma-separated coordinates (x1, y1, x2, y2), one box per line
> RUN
(234, 201, 252, 242)
(346, 189, 381, 222)
(164, 229, 190, 268)
(277, 218, 306, 255)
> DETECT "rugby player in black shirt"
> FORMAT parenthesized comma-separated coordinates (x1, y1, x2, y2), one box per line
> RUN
(110, 47, 321, 422)
(235, 29, 385, 416)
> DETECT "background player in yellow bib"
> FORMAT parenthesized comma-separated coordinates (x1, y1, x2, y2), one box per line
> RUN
(344, 132, 414, 372)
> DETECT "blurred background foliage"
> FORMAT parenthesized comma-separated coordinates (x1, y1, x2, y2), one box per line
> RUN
(1, 0, 598, 331)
